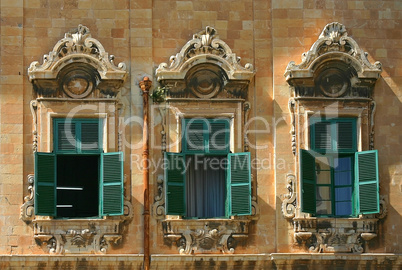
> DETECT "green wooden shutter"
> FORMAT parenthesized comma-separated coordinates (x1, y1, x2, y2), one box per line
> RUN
(101, 152, 124, 216)
(56, 120, 77, 152)
(355, 150, 380, 214)
(81, 121, 101, 151)
(184, 119, 205, 152)
(209, 120, 229, 153)
(300, 149, 316, 214)
(165, 152, 186, 215)
(336, 120, 356, 152)
(227, 152, 251, 216)
(34, 152, 56, 216)
(313, 121, 331, 151)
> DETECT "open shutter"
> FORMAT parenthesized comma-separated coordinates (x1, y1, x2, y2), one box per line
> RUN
(56, 120, 77, 152)
(101, 152, 124, 216)
(165, 152, 186, 215)
(81, 121, 101, 152)
(300, 149, 316, 214)
(227, 152, 251, 216)
(35, 152, 56, 216)
(209, 120, 229, 153)
(355, 150, 380, 214)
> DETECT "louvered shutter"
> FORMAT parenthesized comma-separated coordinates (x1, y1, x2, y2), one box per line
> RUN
(313, 121, 331, 151)
(81, 121, 100, 151)
(35, 152, 56, 216)
(336, 120, 356, 152)
(101, 152, 124, 216)
(209, 120, 229, 153)
(56, 120, 77, 152)
(300, 149, 316, 214)
(165, 152, 186, 215)
(355, 150, 380, 214)
(227, 152, 251, 216)
(184, 120, 205, 152)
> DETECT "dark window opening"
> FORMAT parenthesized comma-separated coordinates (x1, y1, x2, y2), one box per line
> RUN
(57, 155, 99, 218)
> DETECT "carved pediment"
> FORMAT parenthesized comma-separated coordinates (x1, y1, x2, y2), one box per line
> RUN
(156, 26, 254, 99)
(28, 24, 127, 98)
(284, 22, 382, 98)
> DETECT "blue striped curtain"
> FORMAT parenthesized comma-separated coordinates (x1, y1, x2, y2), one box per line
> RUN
(186, 156, 226, 218)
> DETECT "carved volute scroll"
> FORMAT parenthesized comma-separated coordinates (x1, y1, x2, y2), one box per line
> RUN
(28, 24, 127, 98)
(284, 22, 382, 98)
(156, 26, 254, 99)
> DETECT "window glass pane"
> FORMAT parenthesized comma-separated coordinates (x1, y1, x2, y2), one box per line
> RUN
(335, 187, 352, 201)
(335, 201, 352, 216)
(334, 157, 352, 171)
(334, 171, 352, 186)
(317, 186, 331, 200)
(317, 171, 331, 184)
(315, 156, 331, 171)
(316, 201, 332, 215)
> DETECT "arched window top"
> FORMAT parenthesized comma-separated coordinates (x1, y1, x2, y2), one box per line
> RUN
(28, 24, 127, 98)
(285, 22, 382, 98)
(156, 26, 254, 99)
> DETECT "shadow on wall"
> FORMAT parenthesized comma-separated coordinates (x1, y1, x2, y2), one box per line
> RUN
(373, 75, 402, 253)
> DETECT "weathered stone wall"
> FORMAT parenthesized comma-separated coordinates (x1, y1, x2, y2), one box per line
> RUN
(0, 0, 401, 268)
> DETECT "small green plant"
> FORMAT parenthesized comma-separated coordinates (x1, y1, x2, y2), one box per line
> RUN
(149, 86, 167, 103)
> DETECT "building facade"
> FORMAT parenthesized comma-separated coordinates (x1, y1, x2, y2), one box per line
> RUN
(1, 0, 401, 269)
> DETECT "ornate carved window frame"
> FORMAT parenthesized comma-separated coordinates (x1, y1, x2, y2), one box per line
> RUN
(153, 27, 257, 254)
(283, 22, 386, 253)
(21, 25, 132, 254)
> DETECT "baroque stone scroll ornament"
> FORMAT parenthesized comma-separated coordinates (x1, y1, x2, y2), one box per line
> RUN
(281, 174, 297, 219)
(288, 98, 296, 155)
(20, 174, 35, 223)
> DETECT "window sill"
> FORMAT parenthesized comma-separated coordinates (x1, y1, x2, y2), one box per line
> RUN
(162, 218, 251, 254)
(292, 216, 379, 253)
(32, 217, 129, 254)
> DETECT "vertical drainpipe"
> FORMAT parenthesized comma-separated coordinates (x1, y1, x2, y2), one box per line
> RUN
(139, 77, 152, 270)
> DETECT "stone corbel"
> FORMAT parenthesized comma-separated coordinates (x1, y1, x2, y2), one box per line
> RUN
(20, 174, 35, 223)
(369, 100, 376, 150)
(281, 174, 297, 219)
(152, 175, 165, 219)
(288, 99, 296, 155)
(376, 195, 388, 220)
(30, 100, 38, 152)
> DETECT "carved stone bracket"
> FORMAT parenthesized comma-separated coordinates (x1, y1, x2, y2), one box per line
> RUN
(376, 195, 388, 220)
(20, 174, 35, 223)
(162, 219, 250, 254)
(243, 102, 251, 152)
(293, 217, 379, 253)
(288, 99, 296, 155)
(152, 175, 165, 219)
(281, 174, 297, 219)
(30, 100, 38, 153)
(369, 100, 377, 150)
